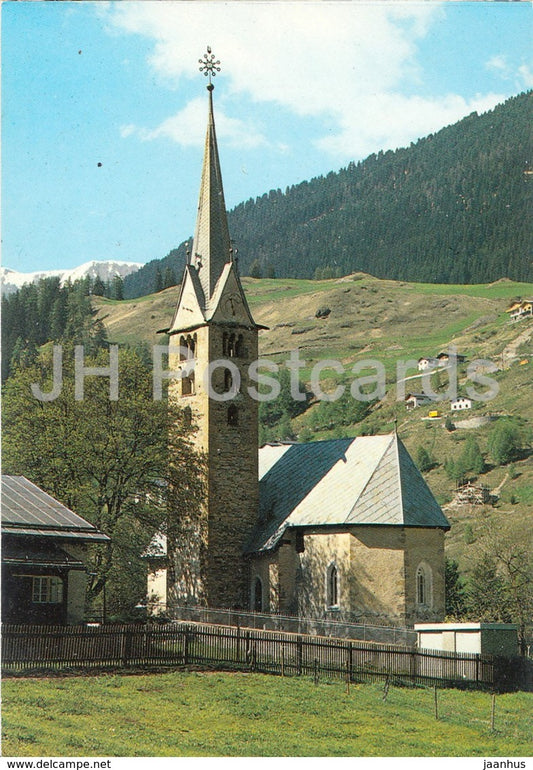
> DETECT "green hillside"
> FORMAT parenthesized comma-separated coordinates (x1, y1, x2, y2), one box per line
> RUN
(94, 274, 533, 586)
(123, 91, 533, 298)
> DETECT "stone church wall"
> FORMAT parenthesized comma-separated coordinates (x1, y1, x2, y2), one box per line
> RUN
(247, 525, 446, 625)
(348, 527, 408, 623)
(403, 527, 446, 623)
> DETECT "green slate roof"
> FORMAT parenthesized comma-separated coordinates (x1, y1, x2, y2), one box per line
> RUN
(1, 475, 109, 542)
(246, 433, 449, 555)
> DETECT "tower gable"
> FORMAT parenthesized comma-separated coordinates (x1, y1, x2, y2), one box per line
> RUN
(207, 263, 257, 326)
(168, 265, 206, 334)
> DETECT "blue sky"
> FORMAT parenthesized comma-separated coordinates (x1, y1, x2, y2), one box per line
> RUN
(2, 1, 532, 273)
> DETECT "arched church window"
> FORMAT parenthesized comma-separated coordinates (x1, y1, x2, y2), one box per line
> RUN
(227, 333, 237, 358)
(416, 564, 432, 607)
(326, 563, 339, 608)
(227, 404, 238, 426)
(236, 334, 244, 357)
(253, 576, 263, 612)
(179, 335, 187, 361)
(222, 332, 228, 357)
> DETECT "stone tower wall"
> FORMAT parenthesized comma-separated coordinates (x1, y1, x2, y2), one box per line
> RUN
(167, 323, 259, 609)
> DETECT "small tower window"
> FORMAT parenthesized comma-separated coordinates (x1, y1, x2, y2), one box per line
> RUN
(236, 334, 244, 357)
(326, 563, 339, 608)
(181, 369, 195, 396)
(182, 406, 192, 427)
(253, 577, 263, 612)
(223, 368, 233, 393)
(227, 404, 238, 426)
(227, 333, 237, 358)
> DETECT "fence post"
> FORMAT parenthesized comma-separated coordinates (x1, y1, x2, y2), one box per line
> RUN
(121, 627, 133, 668)
(236, 623, 241, 664)
(475, 654, 480, 684)
(345, 658, 350, 694)
(410, 650, 417, 684)
(184, 625, 189, 666)
(251, 642, 257, 672)
(314, 657, 319, 686)
(297, 635, 303, 676)
(281, 645, 285, 677)
(490, 693, 496, 732)
(434, 684, 439, 721)
(244, 630, 251, 665)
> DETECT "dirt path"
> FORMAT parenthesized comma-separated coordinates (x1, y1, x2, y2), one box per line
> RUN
(500, 325, 532, 369)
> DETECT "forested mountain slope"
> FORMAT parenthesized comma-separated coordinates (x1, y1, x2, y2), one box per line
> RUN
(124, 91, 532, 298)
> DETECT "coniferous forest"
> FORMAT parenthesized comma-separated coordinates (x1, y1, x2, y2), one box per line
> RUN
(124, 91, 532, 298)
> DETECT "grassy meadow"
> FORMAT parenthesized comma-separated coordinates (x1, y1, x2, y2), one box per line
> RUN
(2, 670, 532, 757)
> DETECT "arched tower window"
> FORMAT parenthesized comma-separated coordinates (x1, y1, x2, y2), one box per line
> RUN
(227, 404, 238, 426)
(253, 576, 263, 612)
(223, 368, 233, 393)
(326, 563, 339, 608)
(416, 563, 432, 607)
(182, 406, 192, 427)
(236, 334, 244, 357)
(227, 333, 237, 358)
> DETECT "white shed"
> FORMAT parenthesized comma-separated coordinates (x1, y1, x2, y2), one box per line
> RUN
(415, 622, 519, 657)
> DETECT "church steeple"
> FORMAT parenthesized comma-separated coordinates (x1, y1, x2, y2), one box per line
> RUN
(191, 48, 232, 305)
(168, 48, 258, 335)
(192, 83, 232, 304)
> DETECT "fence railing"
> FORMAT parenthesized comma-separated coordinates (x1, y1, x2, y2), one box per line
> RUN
(154, 604, 418, 647)
(2, 622, 531, 692)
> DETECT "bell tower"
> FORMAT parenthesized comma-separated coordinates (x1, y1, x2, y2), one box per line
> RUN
(165, 48, 261, 609)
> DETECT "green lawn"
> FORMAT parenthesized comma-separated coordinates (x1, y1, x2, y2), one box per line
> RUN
(2, 670, 532, 757)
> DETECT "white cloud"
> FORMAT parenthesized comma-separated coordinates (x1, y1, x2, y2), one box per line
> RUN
(485, 53, 533, 91)
(120, 124, 137, 139)
(121, 96, 268, 149)
(518, 64, 533, 89)
(105, 2, 517, 162)
(486, 55, 509, 76)
(316, 91, 507, 161)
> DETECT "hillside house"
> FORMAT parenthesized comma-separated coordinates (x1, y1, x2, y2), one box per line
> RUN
(148, 51, 450, 629)
(418, 357, 439, 372)
(450, 397, 473, 411)
(506, 300, 533, 321)
(437, 352, 466, 365)
(1, 475, 109, 624)
(405, 393, 434, 410)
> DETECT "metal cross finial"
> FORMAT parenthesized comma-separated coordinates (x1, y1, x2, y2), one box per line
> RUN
(199, 46, 221, 89)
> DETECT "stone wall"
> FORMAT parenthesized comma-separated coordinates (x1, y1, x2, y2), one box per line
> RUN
(248, 525, 447, 626)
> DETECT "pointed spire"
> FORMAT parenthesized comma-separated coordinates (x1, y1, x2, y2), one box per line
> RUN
(193, 48, 232, 304)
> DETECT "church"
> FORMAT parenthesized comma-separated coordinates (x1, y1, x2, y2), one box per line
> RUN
(147, 51, 450, 627)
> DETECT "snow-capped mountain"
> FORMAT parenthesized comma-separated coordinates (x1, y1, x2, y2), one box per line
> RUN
(1, 260, 144, 296)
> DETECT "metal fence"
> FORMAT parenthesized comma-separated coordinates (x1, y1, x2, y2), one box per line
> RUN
(157, 604, 418, 647)
(3, 622, 531, 692)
